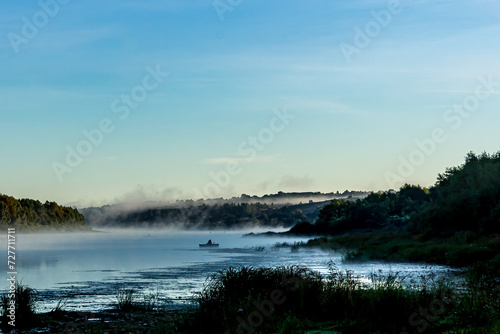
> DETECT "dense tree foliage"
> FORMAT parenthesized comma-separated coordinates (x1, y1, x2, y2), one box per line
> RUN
(0, 194, 86, 230)
(238, 190, 368, 202)
(413, 151, 500, 235)
(298, 151, 500, 237)
(298, 184, 429, 234)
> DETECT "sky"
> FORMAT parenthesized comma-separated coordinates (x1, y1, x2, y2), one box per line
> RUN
(1, 0, 499, 207)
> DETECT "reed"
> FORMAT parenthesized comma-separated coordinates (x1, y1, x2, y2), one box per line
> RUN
(0, 283, 38, 329)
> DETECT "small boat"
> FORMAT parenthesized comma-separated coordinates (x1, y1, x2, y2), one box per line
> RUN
(199, 239, 219, 248)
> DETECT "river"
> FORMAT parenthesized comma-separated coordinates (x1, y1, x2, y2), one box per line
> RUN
(0, 229, 458, 313)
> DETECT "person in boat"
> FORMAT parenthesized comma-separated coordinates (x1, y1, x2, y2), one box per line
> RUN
(207, 239, 212, 245)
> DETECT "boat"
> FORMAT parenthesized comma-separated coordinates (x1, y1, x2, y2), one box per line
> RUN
(199, 239, 219, 247)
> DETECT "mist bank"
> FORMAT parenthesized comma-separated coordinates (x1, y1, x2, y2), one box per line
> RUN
(81, 191, 369, 230)
(0, 194, 88, 231)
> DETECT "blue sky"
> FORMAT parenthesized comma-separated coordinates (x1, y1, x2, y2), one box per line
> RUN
(1, 0, 499, 206)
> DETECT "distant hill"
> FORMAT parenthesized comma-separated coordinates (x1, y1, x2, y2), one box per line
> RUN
(81, 191, 369, 229)
(165, 190, 368, 206)
(0, 194, 88, 231)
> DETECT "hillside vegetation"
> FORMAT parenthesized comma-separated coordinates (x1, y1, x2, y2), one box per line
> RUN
(293, 151, 500, 236)
(287, 151, 500, 267)
(81, 191, 368, 229)
(83, 201, 317, 229)
(0, 194, 87, 231)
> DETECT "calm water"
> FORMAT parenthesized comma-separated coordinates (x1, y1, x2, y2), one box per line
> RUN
(1, 230, 458, 312)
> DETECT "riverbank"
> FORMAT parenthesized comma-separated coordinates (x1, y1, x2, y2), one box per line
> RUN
(265, 230, 500, 268)
(18, 308, 180, 334)
(3, 264, 499, 334)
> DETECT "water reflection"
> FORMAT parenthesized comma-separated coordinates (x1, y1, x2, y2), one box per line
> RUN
(0, 230, 459, 312)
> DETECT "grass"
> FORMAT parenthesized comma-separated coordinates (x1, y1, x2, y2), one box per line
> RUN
(115, 288, 165, 312)
(180, 266, 325, 333)
(0, 282, 38, 329)
(50, 297, 68, 316)
(2, 263, 498, 333)
(179, 265, 500, 333)
(279, 231, 500, 267)
(116, 289, 136, 311)
(253, 245, 266, 252)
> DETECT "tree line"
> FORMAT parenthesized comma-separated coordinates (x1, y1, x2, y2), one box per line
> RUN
(82, 201, 317, 229)
(0, 194, 86, 230)
(292, 151, 500, 236)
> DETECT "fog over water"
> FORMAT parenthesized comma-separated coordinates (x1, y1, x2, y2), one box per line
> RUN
(1, 230, 458, 312)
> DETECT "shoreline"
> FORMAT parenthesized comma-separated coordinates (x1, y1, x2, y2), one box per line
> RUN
(4, 263, 497, 334)
(245, 229, 500, 268)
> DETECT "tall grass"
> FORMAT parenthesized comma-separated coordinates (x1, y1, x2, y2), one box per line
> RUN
(188, 266, 322, 333)
(450, 263, 500, 330)
(116, 289, 136, 312)
(0, 265, 497, 333)
(116, 288, 164, 312)
(0, 283, 37, 329)
(182, 264, 500, 333)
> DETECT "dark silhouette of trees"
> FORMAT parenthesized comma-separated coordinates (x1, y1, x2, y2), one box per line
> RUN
(412, 151, 500, 235)
(309, 151, 500, 237)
